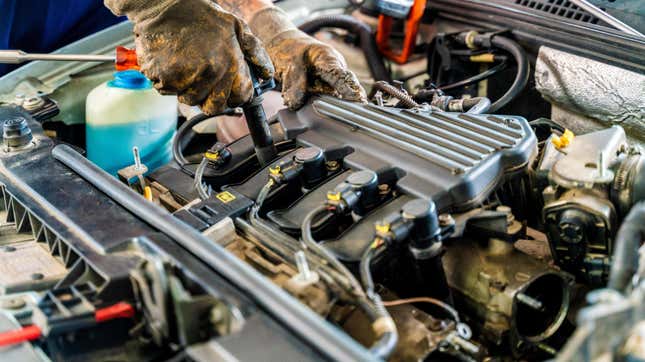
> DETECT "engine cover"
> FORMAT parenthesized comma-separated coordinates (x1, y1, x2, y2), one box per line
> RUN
(278, 96, 538, 212)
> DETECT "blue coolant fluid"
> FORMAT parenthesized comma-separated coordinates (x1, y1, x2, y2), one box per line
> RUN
(85, 70, 178, 176)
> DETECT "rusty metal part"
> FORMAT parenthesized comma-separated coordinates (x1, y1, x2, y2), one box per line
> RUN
(225, 238, 332, 315)
(334, 289, 458, 362)
(442, 237, 573, 354)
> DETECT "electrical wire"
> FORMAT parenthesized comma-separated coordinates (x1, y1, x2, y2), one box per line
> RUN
(438, 59, 507, 91)
(451, 33, 529, 112)
(382, 297, 461, 323)
(301, 205, 365, 295)
(248, 181, 357, 293)
(172, 109, 236, 176)
(253, 182, 398, 358)
(357, 238, 399, 359)
(194, 157, 211, 200)
(172, 113, 210, 173)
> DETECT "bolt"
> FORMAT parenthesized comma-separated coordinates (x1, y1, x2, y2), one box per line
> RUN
(378, 183, 391, 196)
(294, 251, 312, 281)
(13, 94, 25, 106)
(446, 331, 480, 355)
(133, 146, 142, 170)
(325, 160, 340, 172)
(516, 292, 543, 311)
(374, 91, 384, 107)
(22, 96, 44, 111)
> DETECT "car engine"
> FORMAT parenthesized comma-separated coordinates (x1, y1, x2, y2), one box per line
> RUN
(0, 1, 643, 361)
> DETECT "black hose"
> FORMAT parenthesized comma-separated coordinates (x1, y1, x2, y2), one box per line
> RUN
(298, 15, 391, 82)
(455, 33, 530, 112)
(369, 81, 420, 108)
(608, 201, 645, 292)
(50, 144, 373, 361)
(172, 113, 210, 170)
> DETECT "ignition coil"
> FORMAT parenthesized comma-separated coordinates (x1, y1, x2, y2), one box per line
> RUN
(294, 147, 327, 188)
(366, 198, 453, 303)
(326, 170, 379, 215)
(267, 147, 327, 187)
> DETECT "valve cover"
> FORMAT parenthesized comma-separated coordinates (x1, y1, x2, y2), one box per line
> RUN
(278, 96, 538, 212)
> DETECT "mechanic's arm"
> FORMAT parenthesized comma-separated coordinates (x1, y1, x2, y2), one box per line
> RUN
(104, 0, 365, 114)
(219, 0, 366, 109)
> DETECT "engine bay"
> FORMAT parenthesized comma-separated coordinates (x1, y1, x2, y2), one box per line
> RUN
(0, 1, 643, 361)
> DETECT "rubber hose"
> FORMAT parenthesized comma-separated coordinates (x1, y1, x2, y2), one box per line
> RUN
(298, 15, 391, 82)
(608, 201, 645, 292)
(172, 113, 210, 168)
(370, 81, 420, 108)
(456, 33, 529, 112)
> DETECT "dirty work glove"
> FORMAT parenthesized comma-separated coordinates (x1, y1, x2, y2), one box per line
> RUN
(104, 0, 274, 115)
(249, 7, 366, 110)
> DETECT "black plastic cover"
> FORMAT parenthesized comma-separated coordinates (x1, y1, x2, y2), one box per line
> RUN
(278, 96, 537, 212)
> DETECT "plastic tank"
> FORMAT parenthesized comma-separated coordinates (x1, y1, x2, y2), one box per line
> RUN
(85, 70, 177, 176)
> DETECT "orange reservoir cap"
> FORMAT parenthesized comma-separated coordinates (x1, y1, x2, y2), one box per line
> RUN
(115, 46, 139, 71)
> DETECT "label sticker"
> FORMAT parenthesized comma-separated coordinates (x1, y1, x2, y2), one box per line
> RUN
(216, 191, 236, 203)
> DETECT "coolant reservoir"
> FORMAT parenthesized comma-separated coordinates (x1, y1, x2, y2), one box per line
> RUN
(85, 70, 177, 175)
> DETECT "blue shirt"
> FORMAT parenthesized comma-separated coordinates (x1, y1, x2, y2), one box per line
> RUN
(0, 0, 125, 75)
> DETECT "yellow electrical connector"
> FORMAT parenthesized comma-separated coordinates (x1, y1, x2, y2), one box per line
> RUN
(204, 150, 219, 161)
(143, 186, 153, 201)
(551, 129, 575, 149)
(326, 191, 341, 202)
(375, 222, 391, 234)
(268, 165, 281, 176)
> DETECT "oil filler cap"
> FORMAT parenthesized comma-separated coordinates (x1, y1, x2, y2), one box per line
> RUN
(2, 108, 32, 151)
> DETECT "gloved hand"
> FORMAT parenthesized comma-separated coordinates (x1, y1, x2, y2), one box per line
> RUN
(250, 7, 366, 110)
(104, 0, 274, 115)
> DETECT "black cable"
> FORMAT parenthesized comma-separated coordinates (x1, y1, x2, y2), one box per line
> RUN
(249, 181, 357, 293)
(172, 113, 210, 172)
(454, 33, 530, 112)
(438, 59, 507, 91)
(172, 109, 236, 176)
(298, 15, 392, 82)
(414, 61, 506, 105)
